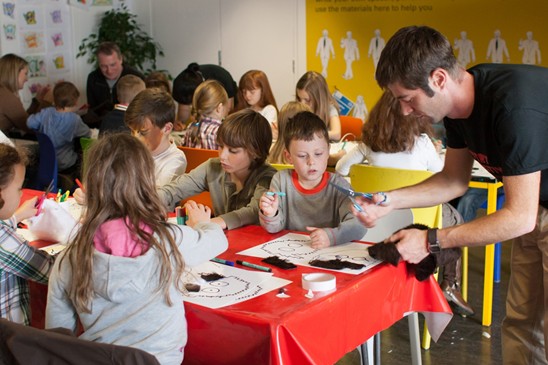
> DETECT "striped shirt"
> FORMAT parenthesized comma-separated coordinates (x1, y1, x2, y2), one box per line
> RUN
(0, 220, 55, 325)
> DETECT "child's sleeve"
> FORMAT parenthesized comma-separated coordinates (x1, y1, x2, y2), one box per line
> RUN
(26, 111, 41, 131)
(219, 167, 276, 230)
(258, 172, 286, 233)
(74, 115, 91, 138)
(157, 161, 210, 211)
(45, 253, 79, 333)
(173, 223, 228, 267)
(335, 143, 367, 176)
(0, 226, 55, 284)
(323, 176, 367, 245)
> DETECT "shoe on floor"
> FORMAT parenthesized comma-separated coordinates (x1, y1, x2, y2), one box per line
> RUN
(441, 280, 475, 317)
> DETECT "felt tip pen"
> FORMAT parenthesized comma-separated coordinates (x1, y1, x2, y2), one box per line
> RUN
(211, 257, 235, 266)
(75, 178, 85, 192)
(340, 141, 347, 151)
(266, 191, 286, 197)
(236, 260, 272, 272)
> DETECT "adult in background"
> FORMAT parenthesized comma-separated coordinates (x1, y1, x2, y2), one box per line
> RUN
(355, 25, 548, 365)
(172, 63, 237, 127)
(0, 54, 50, 136)
(84, 42, 144, 126)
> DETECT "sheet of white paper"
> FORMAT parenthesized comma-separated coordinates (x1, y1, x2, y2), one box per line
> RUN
(59, 198, 84, 221)
(238, 233, 382, 275)
(182, 261, 291, 309)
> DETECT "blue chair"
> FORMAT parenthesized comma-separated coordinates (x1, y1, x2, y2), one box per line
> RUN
(480, 191, 506, 282)
(33, 132, 58, 192)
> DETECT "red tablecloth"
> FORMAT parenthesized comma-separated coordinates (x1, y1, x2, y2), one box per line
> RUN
(24, 189, 452, 364)
(182, 225, 452, 365)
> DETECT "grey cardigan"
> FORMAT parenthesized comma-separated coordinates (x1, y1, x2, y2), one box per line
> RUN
(158, 158, 276, 229)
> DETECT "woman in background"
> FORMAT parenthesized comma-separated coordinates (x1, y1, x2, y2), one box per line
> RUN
(0, 54, 50, 135)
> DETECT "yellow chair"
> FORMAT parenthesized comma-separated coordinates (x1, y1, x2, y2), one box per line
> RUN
(177, 146, 218, 209)
(349, 164, 444, 362)
(270, 163, 293, 171)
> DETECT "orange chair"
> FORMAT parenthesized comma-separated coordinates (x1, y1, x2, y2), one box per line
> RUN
(339, 116, 364, 141)
(178, 146, 218, 172)
(177, 146, 218, 209)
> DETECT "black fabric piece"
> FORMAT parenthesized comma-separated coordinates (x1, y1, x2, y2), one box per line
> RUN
(367, 223, 461, 282)
(200, 273, 225, 282)
(309, 258, 365, 270)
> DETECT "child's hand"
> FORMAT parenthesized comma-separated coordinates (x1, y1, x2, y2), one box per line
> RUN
(184, 200, 211, 227)
(73, 188, 86, 205)
(13, 196, 38, 222)
(259, 192, 279, 217)
(306, 226, 330, 249)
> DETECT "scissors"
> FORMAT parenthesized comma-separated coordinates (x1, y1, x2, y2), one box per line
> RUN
(329, 182, 374, 212)
(35, 179, 54, 216)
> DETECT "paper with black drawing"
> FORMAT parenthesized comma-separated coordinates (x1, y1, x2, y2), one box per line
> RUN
(182, 261, 291, 309)
(237, 233, 382, 275)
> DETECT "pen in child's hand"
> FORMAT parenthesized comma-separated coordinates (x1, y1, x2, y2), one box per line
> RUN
(75, 178, 85, 192)
(340, 141, 347, 151)
(266, 191, 286, 197)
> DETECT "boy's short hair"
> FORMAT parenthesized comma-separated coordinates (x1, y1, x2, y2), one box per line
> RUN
(125, 88, 175, 129)
(283, 111, 329, 150)
(53, 81, 80, 109)
(144, 71, 170, 94)
(217, 109, 272, 170)
(117, 75, 146, 105)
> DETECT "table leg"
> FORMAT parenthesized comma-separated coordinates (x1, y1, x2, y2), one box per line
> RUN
(482, 183, 499, 327)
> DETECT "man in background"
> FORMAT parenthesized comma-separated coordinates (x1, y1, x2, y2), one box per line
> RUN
(84, 42, 144, 127)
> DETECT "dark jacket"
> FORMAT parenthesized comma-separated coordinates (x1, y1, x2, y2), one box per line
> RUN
(86, 65, 143, 118)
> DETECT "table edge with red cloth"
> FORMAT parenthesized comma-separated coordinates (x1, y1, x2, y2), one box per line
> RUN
(22, 187, 452, 365)
(182, 225, 452, 365)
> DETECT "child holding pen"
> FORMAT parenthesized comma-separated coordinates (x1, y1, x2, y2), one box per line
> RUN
(0, 143, 55, 325)
(159, 109, 277, 230)
(259, 111, 366, 248)
(45, 134, 228, 365)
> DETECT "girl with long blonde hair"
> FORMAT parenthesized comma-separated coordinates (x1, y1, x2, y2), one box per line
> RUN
(46, 133, 227, 365)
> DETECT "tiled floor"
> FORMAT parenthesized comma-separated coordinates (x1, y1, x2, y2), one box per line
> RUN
(337, 239, 510, 365)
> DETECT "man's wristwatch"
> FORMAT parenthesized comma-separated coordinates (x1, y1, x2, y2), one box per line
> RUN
(427, 228, 441, 253)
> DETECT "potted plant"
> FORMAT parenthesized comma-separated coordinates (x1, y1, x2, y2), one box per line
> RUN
(76, 4, 164, 74)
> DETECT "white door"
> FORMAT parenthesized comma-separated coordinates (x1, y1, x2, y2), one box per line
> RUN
(219, 0, 297, 106)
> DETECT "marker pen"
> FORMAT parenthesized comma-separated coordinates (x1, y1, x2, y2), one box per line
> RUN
(266, 191, 286, 197)
(236, 260, 272, 272)
(211, 257, 235, 266)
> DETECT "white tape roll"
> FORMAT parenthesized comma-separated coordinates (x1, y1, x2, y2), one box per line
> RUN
(302, 273, 336, 292)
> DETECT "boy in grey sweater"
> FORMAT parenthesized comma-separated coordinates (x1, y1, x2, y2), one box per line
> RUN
(259, 111, 366, 247)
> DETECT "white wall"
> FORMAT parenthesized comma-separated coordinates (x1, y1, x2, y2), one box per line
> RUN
(47, 0, 306, 105)
(98, 0, 306, 106)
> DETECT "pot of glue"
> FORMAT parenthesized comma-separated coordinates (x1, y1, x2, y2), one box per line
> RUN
(302, 273, 336, 298)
